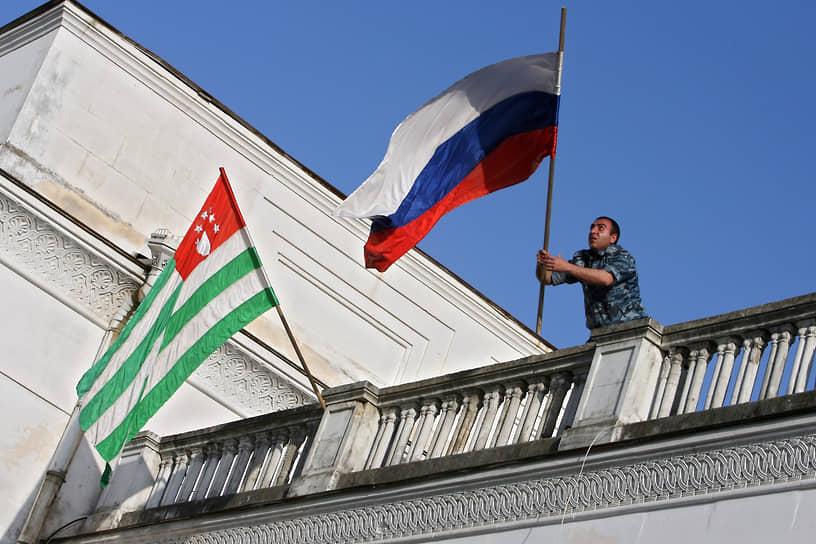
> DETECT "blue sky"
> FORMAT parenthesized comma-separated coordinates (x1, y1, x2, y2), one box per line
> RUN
(1, 1, 814, 349)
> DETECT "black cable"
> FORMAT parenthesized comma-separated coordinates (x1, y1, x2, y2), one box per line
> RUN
(42, 516, 88, 544)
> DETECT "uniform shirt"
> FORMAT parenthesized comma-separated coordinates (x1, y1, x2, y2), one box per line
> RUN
(551, 244, 646, 330)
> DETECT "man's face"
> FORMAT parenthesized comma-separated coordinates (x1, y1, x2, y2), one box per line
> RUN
(588, 218, 617, 250)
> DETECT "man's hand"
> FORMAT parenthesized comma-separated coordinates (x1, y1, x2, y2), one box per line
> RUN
(536, 249, 615, 287)
(537, 250, 570, 273)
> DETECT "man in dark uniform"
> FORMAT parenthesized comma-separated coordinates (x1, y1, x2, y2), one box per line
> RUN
(537, 216, 646, 330)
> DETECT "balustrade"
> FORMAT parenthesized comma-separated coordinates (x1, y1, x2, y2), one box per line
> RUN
(100, 292, 816, 524)
(649, 293, 816, 419)
(135, 406, 322, 510)
(362, 351, 591, 470)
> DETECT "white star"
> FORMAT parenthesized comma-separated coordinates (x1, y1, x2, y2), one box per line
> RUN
(194, 224, 203, 233)
(208, 212, 216, 223)
(200, 210, 208, 220)
(213, 224, 220, 233)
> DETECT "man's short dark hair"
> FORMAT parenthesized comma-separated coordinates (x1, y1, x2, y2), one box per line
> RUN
(596, 216, 620, 244)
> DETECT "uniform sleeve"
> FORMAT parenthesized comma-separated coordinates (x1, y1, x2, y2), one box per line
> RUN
(551, 251, 585, 285)
(604, 249, 636, 284)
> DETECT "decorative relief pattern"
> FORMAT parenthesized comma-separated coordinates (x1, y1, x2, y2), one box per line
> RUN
(192, 342, 311, 414)
(148, 434, 816, 544)
(0, 191, 141, 322)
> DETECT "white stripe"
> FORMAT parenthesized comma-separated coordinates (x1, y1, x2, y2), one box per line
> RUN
(80, 270, 182, 404)
(175, 227, 257, 309)
(86, 269, 268, 442)
(334, 53, 559, 219)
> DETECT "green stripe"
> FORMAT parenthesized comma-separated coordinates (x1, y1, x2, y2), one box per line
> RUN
(160, 248, 275, 351)
(94, 289, 278, 461)
(76, 260, 177, 398)
(79, 284, 183, 431)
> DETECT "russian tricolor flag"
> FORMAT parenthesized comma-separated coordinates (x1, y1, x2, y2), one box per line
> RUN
(335, 53, 561, 272)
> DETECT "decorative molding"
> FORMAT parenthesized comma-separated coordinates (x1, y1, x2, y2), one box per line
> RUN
(190, 342, 311, 416)
(0, 188, 141, 324)
(105, 433, 816, 543)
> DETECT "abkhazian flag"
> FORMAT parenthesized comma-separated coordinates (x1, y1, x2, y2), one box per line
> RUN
(335, 53, 560, 272)
(76, 168, 278, 479)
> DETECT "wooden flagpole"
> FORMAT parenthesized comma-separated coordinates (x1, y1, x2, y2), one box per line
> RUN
(219, 168, 326, 409)
(535, 7, 567, 336)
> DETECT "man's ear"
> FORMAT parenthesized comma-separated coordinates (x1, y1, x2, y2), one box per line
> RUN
(611, 232, 619, 244)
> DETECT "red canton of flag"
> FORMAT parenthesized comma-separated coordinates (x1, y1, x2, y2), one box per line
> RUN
(175, 169, 246, 279)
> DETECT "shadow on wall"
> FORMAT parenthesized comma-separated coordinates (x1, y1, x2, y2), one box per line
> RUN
(2, 438, 103, 544)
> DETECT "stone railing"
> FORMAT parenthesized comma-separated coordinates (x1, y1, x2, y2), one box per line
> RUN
(89, 404, 322, 528)
(362, 345, 592, 470)
(90, 292, 816, 528)
(649, 293, 816, 419)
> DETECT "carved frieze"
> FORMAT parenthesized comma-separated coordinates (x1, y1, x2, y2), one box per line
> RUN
(0, 190, 141, 323)
(191, 343, 311, 414)
(142, 433, 816, 544)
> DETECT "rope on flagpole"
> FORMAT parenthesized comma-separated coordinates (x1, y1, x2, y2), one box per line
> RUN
(218, 168, 326, 409)
(536, 7, 567, 336)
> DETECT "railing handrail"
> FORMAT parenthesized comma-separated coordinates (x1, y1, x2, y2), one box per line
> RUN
(153, 403, 323, 452)
(661, 292, 816, 348)
(369, 344, 595, 408)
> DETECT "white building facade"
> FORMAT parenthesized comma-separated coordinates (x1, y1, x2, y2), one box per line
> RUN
(0, 2, 552, 542)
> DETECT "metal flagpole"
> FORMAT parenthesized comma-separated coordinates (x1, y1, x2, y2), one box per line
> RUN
(535, 7, 567, 336)
(218, 168, 326, 409)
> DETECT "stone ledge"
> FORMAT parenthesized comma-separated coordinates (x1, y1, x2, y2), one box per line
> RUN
(336, 437, 560, 489)
(120, 484, 289, 527)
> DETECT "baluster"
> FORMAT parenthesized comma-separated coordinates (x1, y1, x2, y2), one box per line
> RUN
(473, 385, 503, 451)
(145, 454, 174, 509)
(681, 346, 711, 414)
(191, 443, 221, 501)
(240, 433, 271, 493)
(493, 383, 525, 447)
(176, 446, 205, 503)
(409, 401, 440, 461)
(160, 450, 189, 506)
(792, 325, 816, 394)
(387, 406, 418, 466)
(274, 426, 306, 486)
(759, 328, 790, 399)
(731, 338, 752, 402)
(540, 372, 571, 438)
(650, 355, 672, 419)
(446, 390, 482, 455)
(258, 430, 287, 488)
(207, 439, 238, 498)
(708, 340, 737, 408)
(223, 436, 255, 494)
(366, 408, 398, 469)
(558, 369, 588, 435)
(517, 381, 549, 443)
(734, 335, 765, 404)
(429, 396, 460, 458)
(676, 349, 697, 414)
(658, 350, 685, 417)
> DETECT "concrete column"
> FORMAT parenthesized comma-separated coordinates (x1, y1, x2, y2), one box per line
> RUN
(288, 382, 381, 497)
(763, 328, 792, 399)
(559, 318, 664, 450)
(709, 340, 738, 408)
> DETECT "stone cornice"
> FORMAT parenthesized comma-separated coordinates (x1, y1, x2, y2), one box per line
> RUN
(0, 0, 550, 356)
